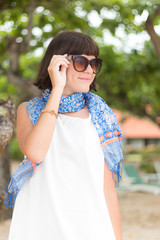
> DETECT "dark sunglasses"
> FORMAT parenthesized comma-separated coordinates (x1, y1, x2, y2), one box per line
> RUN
(66, 55, 102, 74)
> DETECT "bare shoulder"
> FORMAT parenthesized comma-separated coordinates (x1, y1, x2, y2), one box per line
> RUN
(17, 102, 34, 153)
(17, 102, 28, 113)
(17, 102, 33, 126)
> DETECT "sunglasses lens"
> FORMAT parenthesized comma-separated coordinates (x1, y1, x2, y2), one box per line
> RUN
(72, 56, 102, 73)
(74, 56, 87, 72)
(91, 59, 102, 74)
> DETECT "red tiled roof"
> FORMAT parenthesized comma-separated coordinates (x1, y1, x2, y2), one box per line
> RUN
(114, 109, 160, 139)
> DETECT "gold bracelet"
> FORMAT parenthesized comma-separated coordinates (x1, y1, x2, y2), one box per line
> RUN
(41, 109, 58, 119)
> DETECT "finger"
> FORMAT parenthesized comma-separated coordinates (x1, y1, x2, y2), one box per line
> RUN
(48, 59, 70, 72)
(50, 58, 70, 67)
(49, 58, 70, 70)
(50, 55, 70, 66)
(50, 54, 68, 61)
(59, 62, 70, 72)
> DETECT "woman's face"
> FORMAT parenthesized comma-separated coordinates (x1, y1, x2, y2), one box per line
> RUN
(63, 54, 96, 95)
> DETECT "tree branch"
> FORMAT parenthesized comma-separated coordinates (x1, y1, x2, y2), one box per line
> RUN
(7, 71, 31, 88)
(154, 5, 160, 20)
(20, 0, 37, 53)
(7, 71, 40, 97)
(27, 0, 36, 46)
(145, 16, 160, 63)
(144, 4, 160, 63)
(5, 0, 40, 98)
(6, 36, 20, 73)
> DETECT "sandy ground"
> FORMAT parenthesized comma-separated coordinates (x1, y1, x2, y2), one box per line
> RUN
(0, 161, 160, 240)
(118, 191, 160, 240)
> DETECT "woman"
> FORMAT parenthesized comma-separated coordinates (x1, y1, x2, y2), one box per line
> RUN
(6, 31, 123, 240)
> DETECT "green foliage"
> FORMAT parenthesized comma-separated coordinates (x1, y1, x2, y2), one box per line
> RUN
(125, 145, 160, 173)
(139, 160, 155, 173)
(0, 0, 160, 120)
(97, 42, 160, 119)
(139, 146, 160, 173)
(0, 77, 17, 99)
(0, 0, 95, 101)
(80, 0, 160, 43)
(19, 53, 41, 79)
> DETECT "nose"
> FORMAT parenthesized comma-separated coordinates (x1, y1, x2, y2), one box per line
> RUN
(84, 63, 93, 73)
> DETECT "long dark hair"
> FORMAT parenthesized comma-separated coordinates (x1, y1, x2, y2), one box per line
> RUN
(34, 30, 99, 91)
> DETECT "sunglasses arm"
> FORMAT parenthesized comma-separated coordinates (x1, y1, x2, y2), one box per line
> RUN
(66, 56, 72, 60)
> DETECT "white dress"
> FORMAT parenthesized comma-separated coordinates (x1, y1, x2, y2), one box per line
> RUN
(9, 113, 116, 240)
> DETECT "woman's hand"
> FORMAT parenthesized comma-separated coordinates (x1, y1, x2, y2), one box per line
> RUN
(47, 54, 70, 90)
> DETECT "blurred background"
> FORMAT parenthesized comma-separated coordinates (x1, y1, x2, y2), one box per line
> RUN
(0, 0, 160, 239)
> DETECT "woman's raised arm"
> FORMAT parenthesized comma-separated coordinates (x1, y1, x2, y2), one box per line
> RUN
(17, 55, 70, 163)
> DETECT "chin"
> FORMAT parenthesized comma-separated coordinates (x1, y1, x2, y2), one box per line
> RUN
(78, 86, 90, 93)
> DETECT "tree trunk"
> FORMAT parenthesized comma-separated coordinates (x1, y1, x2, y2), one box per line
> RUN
(0, 97, 16, 221)
(145, 17, 160, 64)
(5, 0, 40, 99)
(0, 146, 13, 221)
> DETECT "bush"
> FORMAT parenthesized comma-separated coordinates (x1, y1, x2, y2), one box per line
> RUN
(126, 145, 160, 173)
(139, 147, 160, 173)
(139, 160, 156, 173)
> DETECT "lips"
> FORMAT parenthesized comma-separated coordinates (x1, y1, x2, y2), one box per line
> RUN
(79, 78, 91, 81)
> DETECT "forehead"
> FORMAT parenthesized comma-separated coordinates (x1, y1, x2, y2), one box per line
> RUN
(78, 54, 96, 60)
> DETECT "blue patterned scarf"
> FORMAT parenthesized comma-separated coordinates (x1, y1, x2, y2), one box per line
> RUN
(4, 90, 123, 208)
